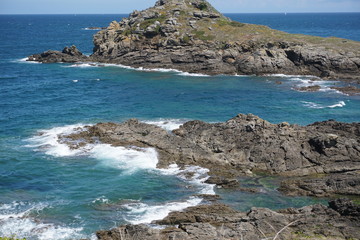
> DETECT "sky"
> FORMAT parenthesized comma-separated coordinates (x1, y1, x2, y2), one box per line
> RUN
(0, 0, 359, 14)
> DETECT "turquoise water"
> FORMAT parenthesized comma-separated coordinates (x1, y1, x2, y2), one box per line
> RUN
(0, 13, 359, 239)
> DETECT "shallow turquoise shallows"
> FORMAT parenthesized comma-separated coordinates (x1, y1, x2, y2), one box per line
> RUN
(0, 13, 359, 239)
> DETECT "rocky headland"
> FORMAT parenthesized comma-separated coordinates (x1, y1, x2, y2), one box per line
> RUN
(28, 0, 360, 84)
(59, 114, 360, 239)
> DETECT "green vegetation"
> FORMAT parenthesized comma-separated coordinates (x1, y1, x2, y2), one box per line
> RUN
(197, 2, 208, 11)
(217, 19, 244, 28)
(0, 237, 26, 240)
(192, 30, 215, 41)
(139, 15, 166, 30)
(229, 21, 245, 27)
(182, 35, 190, 43)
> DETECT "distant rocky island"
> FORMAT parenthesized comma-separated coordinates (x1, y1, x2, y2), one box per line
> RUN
(29, 0, 359, 83)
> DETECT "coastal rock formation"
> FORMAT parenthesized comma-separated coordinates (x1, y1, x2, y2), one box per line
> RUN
(96, 199, 360, 240)
(279, 171, 360, 197)
(60, 114, 360, 197)
(28, 0, 360, 80)
(28, 45, 88, 63)
(62, 114, 360, 176)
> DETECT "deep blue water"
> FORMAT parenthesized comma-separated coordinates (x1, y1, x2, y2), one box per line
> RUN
(0, 13, 359, 239)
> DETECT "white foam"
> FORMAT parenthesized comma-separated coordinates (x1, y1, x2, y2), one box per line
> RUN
(328, 101, 346, 108)
(158, 164, 215, 195)
(268, 74, 318, 78)
(92, 196, 110, 204)
(0, 201, 84, 240)
(123, 196, 202, 224)
(66, 63, 98, 68)
(63, 61, 213, 77)
(90, 145, 159, 173)
(143, 119, 186, 131)
(26, 125, 159, 173)
(301, 101, 346, 109)
(26, 124, 215, 225)
(178, 72, 210, 77)
(16, 57, 41, 64)
(25, 124, 88, 157)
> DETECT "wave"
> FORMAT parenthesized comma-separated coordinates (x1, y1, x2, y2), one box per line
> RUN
(0, 201, 85, 240)
(178, 72, 210, 77)
(25, 124, 89, 157)
(25, 124, 159, 173)
(268, 74, 318, 78)
(123, 196, 202, 224)
(66, 63, 99, 68)
(26, 124, 215, 224)
(301, 101, 346, 109)
(64, 62, 213, 77)
(142, 119, 187, 131)
(15, 57, 41, 64)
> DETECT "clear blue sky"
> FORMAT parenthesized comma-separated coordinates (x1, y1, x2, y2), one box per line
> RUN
(1, 0, 359, 14)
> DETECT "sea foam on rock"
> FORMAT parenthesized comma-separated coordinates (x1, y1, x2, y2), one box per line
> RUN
(59, 114, 360, 198)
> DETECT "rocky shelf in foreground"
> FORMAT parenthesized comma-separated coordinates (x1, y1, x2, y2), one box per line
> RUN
(28, 0, 360, 83)
(58, 114, 360, 239)
(96, 199, 360, 240)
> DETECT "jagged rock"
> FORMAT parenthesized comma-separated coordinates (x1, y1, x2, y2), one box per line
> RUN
(279, 171, 360, 197)
(96, 200, 360, 240)
(28, 0, 360, 80)
(60, 114, 360, 197)
(28, 45, 88, 63)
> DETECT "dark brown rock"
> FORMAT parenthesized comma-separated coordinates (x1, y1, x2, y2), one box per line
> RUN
(96, 200, 360, 240)
(28, 0, 360, 80)
(61, 114, 360, 179)
(331, 86, 360, 95)
(279, 171, 360, 197)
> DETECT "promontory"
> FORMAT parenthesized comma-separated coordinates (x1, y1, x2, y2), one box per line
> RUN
(28, 0, 360, 81)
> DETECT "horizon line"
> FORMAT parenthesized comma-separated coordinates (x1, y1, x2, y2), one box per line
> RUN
(1, 11, 359, 15)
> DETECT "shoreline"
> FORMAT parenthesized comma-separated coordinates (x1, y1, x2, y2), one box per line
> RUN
(22, 56, 360, 96)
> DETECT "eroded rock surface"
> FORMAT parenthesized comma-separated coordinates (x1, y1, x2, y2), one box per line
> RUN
(60, 114, 360, 197)
(62, 114, 360, 177)
(96, 199, 360, 240)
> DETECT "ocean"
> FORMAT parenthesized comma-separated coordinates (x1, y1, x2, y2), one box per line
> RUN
(0, 13, 359, 239)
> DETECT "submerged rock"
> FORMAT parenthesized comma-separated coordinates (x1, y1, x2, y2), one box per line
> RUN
(28, 0, 360, 80)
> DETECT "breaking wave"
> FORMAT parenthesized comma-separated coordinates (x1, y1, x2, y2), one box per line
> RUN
(301, 100, 346, 109)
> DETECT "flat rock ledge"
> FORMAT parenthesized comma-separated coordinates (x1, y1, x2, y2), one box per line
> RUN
(60, 113, 360, 198)
(96, 199, 360, 240)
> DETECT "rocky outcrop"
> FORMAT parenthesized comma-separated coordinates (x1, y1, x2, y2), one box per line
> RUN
(28, 0, 360, 81)
(279, 171, 360, 197)
(61, 114, 360, 177)
(96, 199, 360, 240)
(28, 45, 88, 63)
(60, 114, 360, 197)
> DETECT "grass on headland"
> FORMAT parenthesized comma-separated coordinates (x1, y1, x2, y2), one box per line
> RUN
(0, 237, 26, 240)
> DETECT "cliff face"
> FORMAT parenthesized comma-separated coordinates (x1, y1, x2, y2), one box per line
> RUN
(29, 0, 360, 80)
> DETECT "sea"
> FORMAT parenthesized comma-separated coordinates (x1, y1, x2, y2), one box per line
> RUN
(0, 13, 359, 239)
